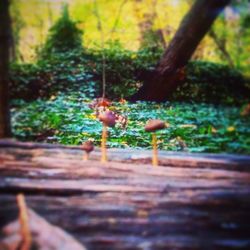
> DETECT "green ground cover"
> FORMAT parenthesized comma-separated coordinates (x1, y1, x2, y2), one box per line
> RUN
(11, 94, 250, 154)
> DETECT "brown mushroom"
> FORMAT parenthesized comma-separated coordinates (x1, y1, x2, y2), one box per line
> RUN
(145, 119, 166, 132)
(82, 140, 94, 160)
(145, 119, 167, 166)
(98, 110, 116, 162)
(98, 110, 116, 127)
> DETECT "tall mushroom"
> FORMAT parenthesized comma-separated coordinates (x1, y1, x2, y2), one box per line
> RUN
(145, 119, 166, 166)
(98, 110, 116, 162)
(82, 140, 94, 160)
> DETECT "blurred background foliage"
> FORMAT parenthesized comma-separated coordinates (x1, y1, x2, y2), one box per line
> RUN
(10, 0, 250, 74)
(8, 0, 250, 103)
(8, 0, 250, 153)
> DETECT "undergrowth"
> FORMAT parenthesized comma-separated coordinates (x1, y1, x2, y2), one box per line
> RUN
(11, 94, 250, 154)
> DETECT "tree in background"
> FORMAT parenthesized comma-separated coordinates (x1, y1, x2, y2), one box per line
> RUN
(131, 0, 231, 102)
(207, 0, 250, 73)
(231, 0, 250, 73)
(0, 0, 12, 137)
(240, 10, 250, 73)
(9, 0, 25, 62)
(133, 0, 166, 49)
(39, 4, 83, 59)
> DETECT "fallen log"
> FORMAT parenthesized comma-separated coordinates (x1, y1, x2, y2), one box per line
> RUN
(0, 140, 250, 250)
(0, 139, 250, 171)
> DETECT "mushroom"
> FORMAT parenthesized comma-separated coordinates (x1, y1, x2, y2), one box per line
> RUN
(82, 140, 94, 160)
(98, 110, 116, 162)
(145, 119, 166, 166)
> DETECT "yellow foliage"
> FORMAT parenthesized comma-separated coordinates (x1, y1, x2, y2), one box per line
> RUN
(227, 126, 236, 132)
(11, 0, 227, 64)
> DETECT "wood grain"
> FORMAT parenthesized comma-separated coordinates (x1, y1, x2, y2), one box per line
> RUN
(0, 140, 250, 249)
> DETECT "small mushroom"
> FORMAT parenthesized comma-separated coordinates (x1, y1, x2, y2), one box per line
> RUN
(82, 140, 94, 160)
(98, 110, 116, 162)
(145, 119, 166, 166)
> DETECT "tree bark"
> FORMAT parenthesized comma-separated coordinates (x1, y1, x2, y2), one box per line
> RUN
(0, 0, 11, 137)
(130, 0, 231, 102)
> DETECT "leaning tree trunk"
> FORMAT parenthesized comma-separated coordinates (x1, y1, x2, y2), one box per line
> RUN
(130, 0, 231, 102)
(0, 0, 11, 137)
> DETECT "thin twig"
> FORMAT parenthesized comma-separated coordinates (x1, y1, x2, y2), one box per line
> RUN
(110, 0, 128, 37)
(17, 193, 32, 250)
(93, 0, 106, 100)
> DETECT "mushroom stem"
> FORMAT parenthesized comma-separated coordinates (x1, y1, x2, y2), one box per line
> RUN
(101, 124, 107, 162)
(17, 193, 32, 250)
(152, 133, 158, 166)
(83, 152, 89, 161)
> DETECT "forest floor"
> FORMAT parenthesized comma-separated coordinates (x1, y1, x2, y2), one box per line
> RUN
(0, 140, 250, 249)
(11, 95, 250, 154)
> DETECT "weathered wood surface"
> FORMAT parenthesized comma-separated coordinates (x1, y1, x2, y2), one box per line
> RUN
(1, 139, 250, 171)
(0, 140, 250, 249)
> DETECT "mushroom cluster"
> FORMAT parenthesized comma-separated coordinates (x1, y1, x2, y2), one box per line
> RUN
(82, 104, 169, 167)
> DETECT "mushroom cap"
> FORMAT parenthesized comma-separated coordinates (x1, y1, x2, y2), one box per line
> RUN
(82, 140, 94, 153)
(98, 110, 116, 127)
(145, 119, 166, 132)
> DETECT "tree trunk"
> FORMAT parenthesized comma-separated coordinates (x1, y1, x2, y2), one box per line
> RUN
(130, 0, 231, 102)
(0, 0, 11, 137)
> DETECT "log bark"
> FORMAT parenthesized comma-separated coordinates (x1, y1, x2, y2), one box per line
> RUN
(1, 139, 250, 171)
(130, 0, 231, 102)
(0, 141, 250, 249)
(0, 0, 11, 137)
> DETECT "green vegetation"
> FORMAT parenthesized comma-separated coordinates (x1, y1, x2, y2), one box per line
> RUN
(10, 46, 249, 104)
(9, 1, 249, 104)
(11, 95, 250, 154)
(10, 0, 250, 77)
(38, 4, 83, 59)
(7, 1, 250, 155)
